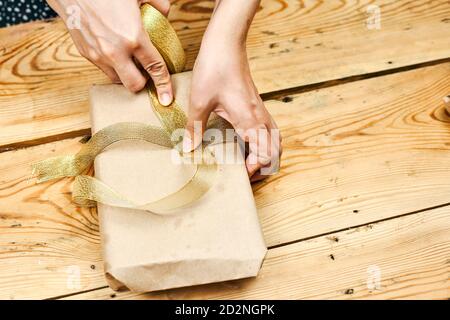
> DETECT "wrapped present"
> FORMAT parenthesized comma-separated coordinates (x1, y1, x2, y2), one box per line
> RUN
(89, 72, 267, 292)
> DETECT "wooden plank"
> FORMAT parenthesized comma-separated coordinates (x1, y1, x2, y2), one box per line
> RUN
(259, 62, 450, 246)
(0, 63, 449, 299)
(1, 0, 449, 149)
(0, 138, 104, 300)
(64, 206, 450, 300)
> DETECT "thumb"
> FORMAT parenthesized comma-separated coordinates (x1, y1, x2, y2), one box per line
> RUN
(183, 105, 211, 153)
(134, 35, 174, 106)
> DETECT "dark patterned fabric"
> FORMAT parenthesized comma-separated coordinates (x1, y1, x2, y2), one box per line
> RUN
(0, 0, 57, 28)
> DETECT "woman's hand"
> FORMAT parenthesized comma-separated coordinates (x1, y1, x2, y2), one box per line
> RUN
(184, 0, 281, 181)
(47, 0, 174, 105)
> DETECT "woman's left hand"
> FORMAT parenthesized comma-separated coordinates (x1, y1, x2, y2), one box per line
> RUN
(184, 30, 281, 181)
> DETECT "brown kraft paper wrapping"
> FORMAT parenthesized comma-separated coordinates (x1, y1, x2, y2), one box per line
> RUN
(89, 71, 267, 292)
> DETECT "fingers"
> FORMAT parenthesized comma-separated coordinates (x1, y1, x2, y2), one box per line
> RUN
(72, 39, 120, 83)
(245, 134, 280, 179)
(72, 2, 173, 100)
(96, 62, 121, 83)
(140, 0, 171, 16)
(135, 1, 173, 105)
(83, 29, 173, 101)
(250, 172, 269, 183)
(73, 28, 150, 93)
(113, 58, 148, 92)
(235, 111, 281, 180)
(242, 126, 272, 177)
(134, 32, 173, 105)
(183, 100, 212, 153)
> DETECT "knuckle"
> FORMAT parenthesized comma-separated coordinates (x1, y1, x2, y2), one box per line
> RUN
(242, 102, 263, 121)
(185, 121, 196, 132)
(232, 95, 260, 111)
(192, 104, 205, 114)
(99, 45, 119, 62)
(145, 60, 168, 78)
(190, 96, 209, 111)
(237, 112, 260, 129)
(186, 115, 206, 132)
(155, 77, 171, 88)
(122, 35, 141, 50)
(246, 99, 260, 110)
(127, 78, 146, 93)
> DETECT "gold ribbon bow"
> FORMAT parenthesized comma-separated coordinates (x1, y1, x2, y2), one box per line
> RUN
(32, 4, 227, 214)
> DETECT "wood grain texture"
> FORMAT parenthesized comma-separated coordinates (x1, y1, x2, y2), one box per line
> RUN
(1, 64, 449, 299)
(64, 206, 450, 300)
(0, 138, 104, 300)
(258, 62, 450, 246)
(1, 0, 449, 149)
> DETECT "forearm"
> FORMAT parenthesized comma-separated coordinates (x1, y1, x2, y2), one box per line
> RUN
(205, 0, 260, 49)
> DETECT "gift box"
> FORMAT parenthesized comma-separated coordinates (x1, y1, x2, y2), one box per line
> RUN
(89, 72, 267, 292)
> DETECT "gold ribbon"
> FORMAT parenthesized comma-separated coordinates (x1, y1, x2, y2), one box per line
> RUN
(32, 4, 225, 214)
(141, 4, 185, 74)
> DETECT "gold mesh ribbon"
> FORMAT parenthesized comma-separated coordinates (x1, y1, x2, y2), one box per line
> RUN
(31, 4, 225, 214)
(141, 4, 186, 74)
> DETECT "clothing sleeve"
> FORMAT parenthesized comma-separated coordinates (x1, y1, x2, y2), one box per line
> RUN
(0, 0, 57, 28)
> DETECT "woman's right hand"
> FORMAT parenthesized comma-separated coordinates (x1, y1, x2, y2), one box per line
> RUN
(47, 0, 174, 105)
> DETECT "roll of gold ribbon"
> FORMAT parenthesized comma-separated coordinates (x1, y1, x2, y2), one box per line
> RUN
(141, 4, 186, 74)
(32, 4, 227, 214)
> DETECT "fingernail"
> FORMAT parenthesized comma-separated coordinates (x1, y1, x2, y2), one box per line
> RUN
(160, 93, 172, 106)
(183, 135, 193, 153)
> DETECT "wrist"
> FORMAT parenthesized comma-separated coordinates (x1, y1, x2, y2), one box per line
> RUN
(201, 29, 246, 56)
(46, 0, 78, 19)
(204, 0, 259, 49)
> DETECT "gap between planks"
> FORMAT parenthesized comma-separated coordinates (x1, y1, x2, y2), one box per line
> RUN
(1, 57, 449, 154)
(50, 202, 450, 300)
(0, 1, 448, 300)
(58, 205, 450, 300)
(1, 0, 450, 151)
(1, 62, 449, 299)
(51, 199, 450, 299)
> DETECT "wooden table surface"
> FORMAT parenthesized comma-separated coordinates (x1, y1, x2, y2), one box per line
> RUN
(0, 0, 449, 300)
